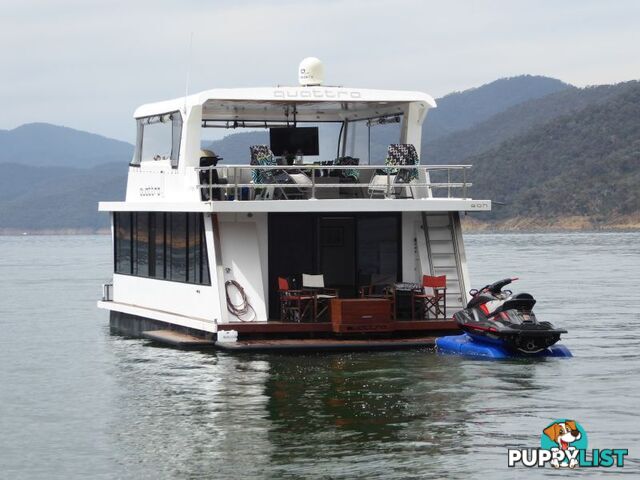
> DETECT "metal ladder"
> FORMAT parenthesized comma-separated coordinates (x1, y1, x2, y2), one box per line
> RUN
(421, 212, 467, 313)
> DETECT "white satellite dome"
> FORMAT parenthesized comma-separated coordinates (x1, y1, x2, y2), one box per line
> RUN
(298, 57, 324, 86)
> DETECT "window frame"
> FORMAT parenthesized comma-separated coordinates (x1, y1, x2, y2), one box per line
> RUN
(113, 211, 211, 286)
(131, 111, 183, 168)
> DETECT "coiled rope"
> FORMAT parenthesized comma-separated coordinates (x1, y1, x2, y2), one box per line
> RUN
(225, 280, 256, 322)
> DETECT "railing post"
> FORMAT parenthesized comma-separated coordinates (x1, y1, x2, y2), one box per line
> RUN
(208, 167, 212, 201)
(234, 167, 239, 201)
(385, 170, 391, 199)
(447, 168, 451, 198)
(463, 167, 467, 199)
(311, 165, 316, 199)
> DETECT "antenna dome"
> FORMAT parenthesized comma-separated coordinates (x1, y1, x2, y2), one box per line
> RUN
(298, 57, 324, 86)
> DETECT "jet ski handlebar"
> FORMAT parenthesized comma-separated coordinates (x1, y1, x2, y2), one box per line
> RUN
(469, 277, 519, 296)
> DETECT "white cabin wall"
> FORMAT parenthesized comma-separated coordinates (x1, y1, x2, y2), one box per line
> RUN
(125, 105, 203, 203)
(451, 212, 471, 304)
(181, 105, 203, 170)
(112, 274, 220, 322)
(401, 101, 431, 199)
(217, 213, 268, 322)
(254, 213, 269, 306)
(400, 102, 427, 157)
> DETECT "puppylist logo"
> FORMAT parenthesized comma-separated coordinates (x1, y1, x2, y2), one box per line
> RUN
(508, 419, 628, 469)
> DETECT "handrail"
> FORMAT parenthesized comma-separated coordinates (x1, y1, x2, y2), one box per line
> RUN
(195, 164, 472, 201)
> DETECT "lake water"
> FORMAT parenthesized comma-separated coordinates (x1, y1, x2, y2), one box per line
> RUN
(0, 233, 638, 479)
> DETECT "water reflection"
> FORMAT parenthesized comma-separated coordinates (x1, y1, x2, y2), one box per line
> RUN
(3, 234, 639, 479)
(261, 351, 477, 478)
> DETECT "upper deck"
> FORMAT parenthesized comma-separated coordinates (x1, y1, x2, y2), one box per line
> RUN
(99, 81, 491, 214)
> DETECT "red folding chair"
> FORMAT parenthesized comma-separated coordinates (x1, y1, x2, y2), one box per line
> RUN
(412, 275, 447, 319)
(277, 277, 314, 322)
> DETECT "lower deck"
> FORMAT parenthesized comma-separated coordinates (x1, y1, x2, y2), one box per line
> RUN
(110, 310, 459, 352)
(219, 319, 457, 334)
(214, 337, 438, 352)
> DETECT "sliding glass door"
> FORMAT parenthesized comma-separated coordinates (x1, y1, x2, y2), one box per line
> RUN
(268, 213, 401, 319)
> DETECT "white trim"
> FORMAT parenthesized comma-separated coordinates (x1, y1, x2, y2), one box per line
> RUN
(134, 86, 436, 118)
(100, 198, 491, 213)
(97, 300, 218, 333)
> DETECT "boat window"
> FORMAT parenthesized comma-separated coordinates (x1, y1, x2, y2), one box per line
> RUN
(113, 212, 210, 285)
(348, 117, 402, 164)
(132, 112, 183, 168)
(200, 122, 342, 163)
(153, 213, 166, 279)
(169, 213, 188, 282)
(114, 212, 133, 274)
(133, 212, 149, 277)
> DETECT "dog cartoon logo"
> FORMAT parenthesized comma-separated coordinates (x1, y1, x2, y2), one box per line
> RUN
(541, 419, 588, 468)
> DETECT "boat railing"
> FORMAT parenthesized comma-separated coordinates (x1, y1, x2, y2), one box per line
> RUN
(195, 164, 472, 200)
(102, 282, 113, 301)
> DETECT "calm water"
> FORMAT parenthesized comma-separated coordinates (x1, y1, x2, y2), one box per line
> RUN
(0, 233, 639, 479)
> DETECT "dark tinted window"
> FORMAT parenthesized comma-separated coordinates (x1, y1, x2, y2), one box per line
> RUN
(357, 216, 399, 285)
(153, 213, 166, 279)
(115, 212, 132, 274)
(169, 213, 188, 282)
(200, 220, 210, 285)
(134, 212, 149, 277)
(188, 213, 198, 284)
(113, 211, 209, 285)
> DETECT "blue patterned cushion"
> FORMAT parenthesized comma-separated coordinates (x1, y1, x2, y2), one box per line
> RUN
(250, 145, 277, 184)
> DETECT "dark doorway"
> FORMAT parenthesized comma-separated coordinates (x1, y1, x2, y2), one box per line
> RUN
(268, 212, 401, 319)
(318, 217, 357, 297)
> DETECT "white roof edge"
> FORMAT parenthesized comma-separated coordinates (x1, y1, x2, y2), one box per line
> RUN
(99, 199, 490, 213)
(133, 86, 437, 118)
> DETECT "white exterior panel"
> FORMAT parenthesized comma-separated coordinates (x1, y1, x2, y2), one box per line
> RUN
(112, 274, 220, 322)
(218, 221, 268, 322)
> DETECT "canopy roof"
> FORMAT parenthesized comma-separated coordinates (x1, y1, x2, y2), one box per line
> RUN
(134, 86, 437, 122)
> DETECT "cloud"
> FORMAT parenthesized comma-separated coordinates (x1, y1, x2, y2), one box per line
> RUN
(0, 0, 638, 141)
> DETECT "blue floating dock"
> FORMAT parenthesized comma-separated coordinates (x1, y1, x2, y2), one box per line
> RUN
(436, 334, 572, 359)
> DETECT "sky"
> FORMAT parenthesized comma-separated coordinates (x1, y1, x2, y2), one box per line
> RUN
(1, 0, 639, 142)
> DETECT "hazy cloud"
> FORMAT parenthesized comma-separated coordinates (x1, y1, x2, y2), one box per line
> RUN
(1, 0, 638, 141)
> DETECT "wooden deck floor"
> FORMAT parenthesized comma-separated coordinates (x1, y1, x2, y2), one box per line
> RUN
(218, 319, 457, 334)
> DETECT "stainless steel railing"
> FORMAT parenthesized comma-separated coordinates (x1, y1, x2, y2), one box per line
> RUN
(195, 164, 472, 201)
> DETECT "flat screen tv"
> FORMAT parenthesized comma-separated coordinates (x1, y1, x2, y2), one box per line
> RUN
(269, 127, 319, 156)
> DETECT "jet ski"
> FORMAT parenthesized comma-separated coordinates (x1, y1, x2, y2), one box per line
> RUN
(453, 278, 567, 354)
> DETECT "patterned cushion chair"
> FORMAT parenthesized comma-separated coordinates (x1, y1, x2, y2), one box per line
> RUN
(249, 145, 278, 184)
(335, 156, 360, 181)
(384, 144, 419, 182)
(368, 144, 420, 197)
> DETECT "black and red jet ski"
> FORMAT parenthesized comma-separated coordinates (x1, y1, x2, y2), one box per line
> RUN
(453, 278, 567, 354)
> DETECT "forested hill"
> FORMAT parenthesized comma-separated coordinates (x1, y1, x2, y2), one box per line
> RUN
(0, 123, 133, 167)
(0, 75, 638, 232)
(423, 75, 570, 142)
(467, 81, 640, 228)
(424, 81, 639, 165)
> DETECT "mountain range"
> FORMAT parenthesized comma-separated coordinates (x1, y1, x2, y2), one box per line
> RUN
(0, 75, 638, 232)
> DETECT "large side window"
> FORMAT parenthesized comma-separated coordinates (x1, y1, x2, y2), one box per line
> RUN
(113, 211, 210, 286)
(131, 112, 183, 168)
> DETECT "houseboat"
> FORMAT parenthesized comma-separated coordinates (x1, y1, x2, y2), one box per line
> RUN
(97, 58, 491, 351)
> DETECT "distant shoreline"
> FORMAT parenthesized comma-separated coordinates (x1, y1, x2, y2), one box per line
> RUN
(2, 218, 639, 236)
